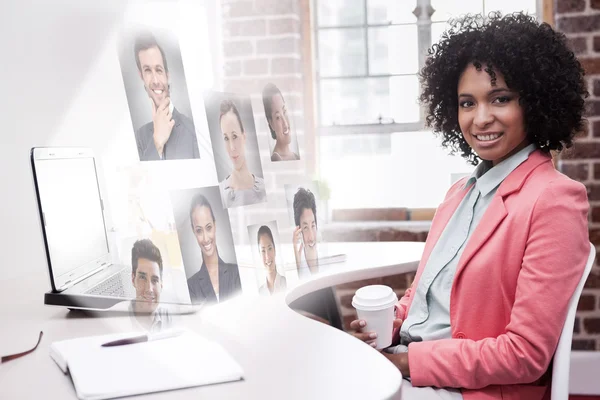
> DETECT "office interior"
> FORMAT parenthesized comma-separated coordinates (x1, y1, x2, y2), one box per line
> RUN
(1, 0, 600, 399)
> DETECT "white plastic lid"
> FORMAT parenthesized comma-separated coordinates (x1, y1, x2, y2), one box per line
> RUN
(352, 285, 398, 311)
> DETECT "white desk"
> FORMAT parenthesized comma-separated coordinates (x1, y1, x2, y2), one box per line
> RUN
(0, 242, 425, 400)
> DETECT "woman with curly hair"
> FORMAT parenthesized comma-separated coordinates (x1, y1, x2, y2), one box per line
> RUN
(351, 12, 589, 400)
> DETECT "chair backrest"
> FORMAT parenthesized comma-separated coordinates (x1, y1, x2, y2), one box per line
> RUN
(551, 242, 595, 400)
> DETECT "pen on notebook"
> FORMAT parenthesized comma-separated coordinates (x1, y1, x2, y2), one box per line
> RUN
(101, 328, 185, 347)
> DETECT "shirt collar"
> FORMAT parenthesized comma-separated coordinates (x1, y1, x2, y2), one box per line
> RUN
(463, 143, 537, 197)
(128, 301, 166, 332)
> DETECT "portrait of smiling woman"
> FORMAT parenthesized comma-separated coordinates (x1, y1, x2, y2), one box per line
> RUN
(247, 222, 287, 296)
(170, 187, 241, 305)
(350, 12, 590, 400)
(262, 83, 300, 162)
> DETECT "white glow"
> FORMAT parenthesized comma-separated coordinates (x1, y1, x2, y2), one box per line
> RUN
(322, 132, 474, 209)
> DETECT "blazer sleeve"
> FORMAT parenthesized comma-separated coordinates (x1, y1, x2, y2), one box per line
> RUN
(407, 178, 590, 389)
(187, 122, 200, 159)
(232, 264, 242, 292)
(136, 124, 161, 161)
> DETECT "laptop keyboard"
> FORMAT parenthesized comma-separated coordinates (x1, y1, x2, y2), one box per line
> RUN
(85, 270, 132, 298)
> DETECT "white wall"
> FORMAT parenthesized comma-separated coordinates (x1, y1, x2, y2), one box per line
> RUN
(0, 0, 220, 285)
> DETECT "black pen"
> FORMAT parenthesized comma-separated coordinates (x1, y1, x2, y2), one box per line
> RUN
(101, 328, 185, 347)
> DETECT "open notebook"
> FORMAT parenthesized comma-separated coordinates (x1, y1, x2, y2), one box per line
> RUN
(50, 329, 244, 400)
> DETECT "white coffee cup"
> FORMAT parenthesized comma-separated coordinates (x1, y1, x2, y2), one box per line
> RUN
(352, 285, 398, 349)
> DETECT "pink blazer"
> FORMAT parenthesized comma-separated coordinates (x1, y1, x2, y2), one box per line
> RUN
(395, 150, 589, 400)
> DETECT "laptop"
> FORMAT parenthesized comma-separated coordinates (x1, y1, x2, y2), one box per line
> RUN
(31, 147, 198, 313)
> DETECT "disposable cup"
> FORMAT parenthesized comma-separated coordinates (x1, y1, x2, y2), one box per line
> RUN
(352, 285, 397, 349)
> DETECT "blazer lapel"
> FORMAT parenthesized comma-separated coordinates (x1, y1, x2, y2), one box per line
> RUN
(197, 264, 216, 303)
(219, 259, 229, 299)
(454, 150, 552, 281)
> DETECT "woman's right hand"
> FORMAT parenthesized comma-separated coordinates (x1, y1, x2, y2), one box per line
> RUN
(349, 318, 404, 348)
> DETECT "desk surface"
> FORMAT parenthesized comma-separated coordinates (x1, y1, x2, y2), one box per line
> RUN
(0, 241, 425, 400)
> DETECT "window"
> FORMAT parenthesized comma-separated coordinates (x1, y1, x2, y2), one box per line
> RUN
(314, 0, 539, 210)
(315, 0, 421, 131)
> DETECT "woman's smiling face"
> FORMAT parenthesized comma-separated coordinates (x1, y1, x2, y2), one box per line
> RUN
(191, 205, 217, 259)
(457, 64, 529, 166)
(269, 93, 291, 145)
(258, 233, 276, 272)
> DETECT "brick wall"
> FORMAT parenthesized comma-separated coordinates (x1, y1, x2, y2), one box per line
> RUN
(556, 0, 600, 351)
(219, 0, 310, 244)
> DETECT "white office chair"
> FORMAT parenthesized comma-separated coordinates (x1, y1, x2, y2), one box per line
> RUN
(551, 242, 596, 400)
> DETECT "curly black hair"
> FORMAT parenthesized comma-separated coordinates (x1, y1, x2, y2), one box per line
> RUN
(420, 12, 588, 165)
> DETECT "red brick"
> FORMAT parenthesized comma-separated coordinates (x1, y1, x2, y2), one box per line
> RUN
(339, 293, 353, 309)
(222, 1, 255, 18)
(592, 121, 600, 138)
(592, 206, 600, 223)
(224, 19, 266, 37)
(590, 229, 600, 246)
(594, 36, 600, 52)
(578, 294, 596, 311)
(594, 163, 600, 179)
(257, 37, 299, 55)
(254, 0, 297, 15)
(271, 57, 301, 75)
(557, 0, 586, 13)
(559, 162, 589, 181)
(323, 229, 377, 242)
(583, 318, 600, 334)
(586, 183, 600, 199)
(225, 76, 303, 93)
(380, 273, 412, 290)
(333, 208, 409, 222)
(269, 18, 300, 35)
(336, 277, 383, 291)
(566, 36, 588, 55)
(562, 141, 600, 159)
(223, 40, 254, 57)
(224, 60, 242, 77)
(594, 79, 600, 97)
(574, 316, 581, 334)
(571, 339, 596, 350)
(582, 58, 600, 75)
(243, 58, 269, 75)
(587, 100, 600, 117)
(557, 15, 600, 34)
(584, 271, 600, 289)
(592, 0, 600, 10)
(377, 230, 426, 242)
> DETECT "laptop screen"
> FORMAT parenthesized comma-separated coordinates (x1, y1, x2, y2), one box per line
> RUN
(33, 150, 109, 290)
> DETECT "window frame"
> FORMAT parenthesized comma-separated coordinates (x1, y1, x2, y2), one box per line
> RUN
(313, 0, 425, 134)
(307, 0, 550, 220)
(312, 0, 545, 137)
